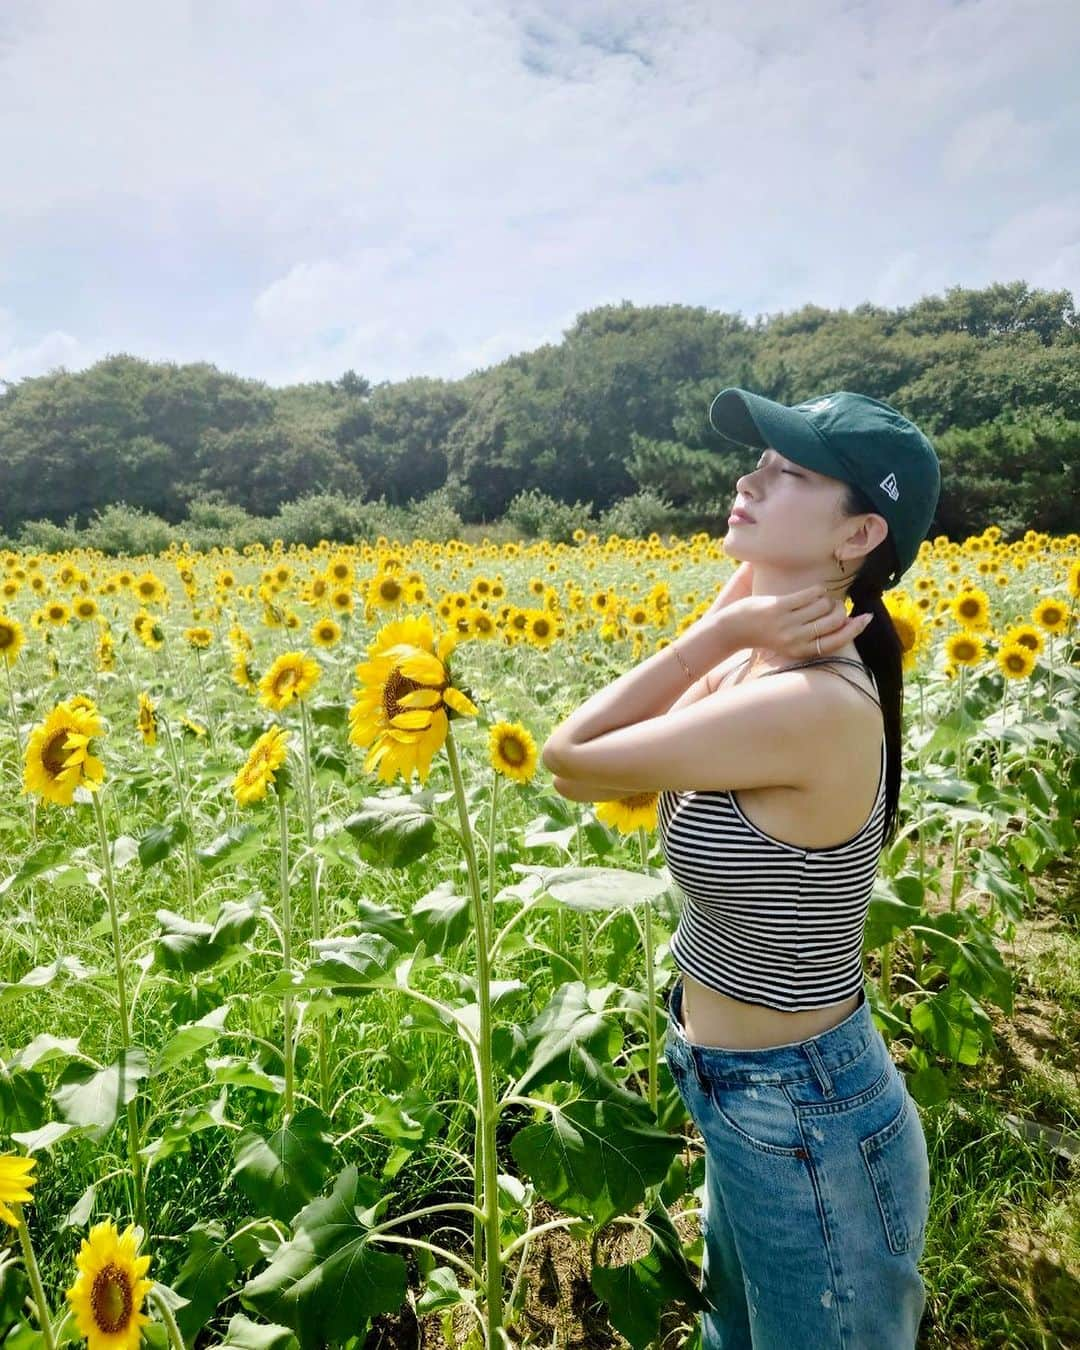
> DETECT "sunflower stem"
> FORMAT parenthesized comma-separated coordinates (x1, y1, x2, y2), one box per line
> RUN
(276, 787, 296, 1122)
(193, 646, 215, 745)
(486, 768, 502, 934)
(12, 1205, 57, 1350)
(149, 1283, 186, 1350)
(91, 789, 149, 1237)
(299, 700, 329, 1112)
(3, 658, 36, 844)
(444, 725, 505, 1346)
(636, 826, 659, 1120)
(160, 716, 197, 917)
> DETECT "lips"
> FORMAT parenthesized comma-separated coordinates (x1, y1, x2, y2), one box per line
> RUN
(728, 507, 756, 523)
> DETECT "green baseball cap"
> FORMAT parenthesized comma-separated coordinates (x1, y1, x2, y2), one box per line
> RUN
(708, 388, 941, 588)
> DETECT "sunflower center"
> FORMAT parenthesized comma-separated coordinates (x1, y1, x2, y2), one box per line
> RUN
(0, 625, 14, 650)
(383, 670, 431, 721)
(90, 1263, 133, 1333)
(621, 793, 656, 810)
(40, 730, 73, 779)
(272, 668, 299, 697)
(501, 736, 525, 765)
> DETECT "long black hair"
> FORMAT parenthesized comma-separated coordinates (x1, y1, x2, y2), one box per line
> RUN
(838, 481, 904, 848)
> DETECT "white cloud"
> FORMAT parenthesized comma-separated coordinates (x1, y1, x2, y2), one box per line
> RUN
(0, 0, 1076, 385)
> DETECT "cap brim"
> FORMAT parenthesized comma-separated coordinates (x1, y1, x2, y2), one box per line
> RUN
(708, 388, 834, 476)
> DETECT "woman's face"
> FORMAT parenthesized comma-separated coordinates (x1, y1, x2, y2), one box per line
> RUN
(725, 446, 852, 575)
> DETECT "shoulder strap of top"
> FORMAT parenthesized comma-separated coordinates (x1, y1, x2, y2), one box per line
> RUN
(760, 658, 881, 709)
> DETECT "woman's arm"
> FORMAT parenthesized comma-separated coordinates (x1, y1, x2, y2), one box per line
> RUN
(547, 663, 724, 801)
(542, 610, 741, 775)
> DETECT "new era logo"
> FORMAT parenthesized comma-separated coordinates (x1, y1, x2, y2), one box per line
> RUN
(880, 473, 899, 501)
(801, 397, 834, 414)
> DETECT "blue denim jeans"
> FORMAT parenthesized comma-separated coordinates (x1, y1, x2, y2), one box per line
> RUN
(664, 977, 931, 1349)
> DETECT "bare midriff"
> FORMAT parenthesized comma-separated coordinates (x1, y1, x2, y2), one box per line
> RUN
(678, 971, 861, 1050)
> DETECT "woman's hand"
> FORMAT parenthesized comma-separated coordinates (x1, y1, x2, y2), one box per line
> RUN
(724, 584, 871, 661)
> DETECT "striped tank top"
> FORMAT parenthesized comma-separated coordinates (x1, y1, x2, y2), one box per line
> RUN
(657, 657, 887, 1012)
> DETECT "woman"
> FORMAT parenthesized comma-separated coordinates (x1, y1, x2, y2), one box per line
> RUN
(542, 388, 941, 1348)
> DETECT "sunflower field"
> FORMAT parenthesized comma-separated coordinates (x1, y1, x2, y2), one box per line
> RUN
(0, 527, 1077, 1350)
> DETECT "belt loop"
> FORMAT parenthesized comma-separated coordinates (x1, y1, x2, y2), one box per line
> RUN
(804, 1040, 834, 1097)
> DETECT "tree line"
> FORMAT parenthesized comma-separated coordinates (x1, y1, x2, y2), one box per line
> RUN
(0, 279, 1077, 550)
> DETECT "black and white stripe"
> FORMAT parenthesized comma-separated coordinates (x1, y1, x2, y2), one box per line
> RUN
(657, 735, 887, 1012)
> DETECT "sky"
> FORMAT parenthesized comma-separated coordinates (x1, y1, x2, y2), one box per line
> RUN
(1, 0, 1077, 390)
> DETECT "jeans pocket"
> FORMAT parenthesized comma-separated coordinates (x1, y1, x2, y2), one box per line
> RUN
(859, 1088, 931, 1255)
(706, 1080, 807, 1157)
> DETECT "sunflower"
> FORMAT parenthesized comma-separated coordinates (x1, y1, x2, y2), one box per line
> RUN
(996, 642, 1036, 681)
(180, 717, 207, 739)
(944, 631, 985, 668)
(66, 1219, 153, 1350)
(133, 571, 166, 606)
(594, 792, 660, 834)
(367, 571, 407, 611)
(949, 587, 991, 631)
(311, 617, 342, 648)
(44, 600, 71, 627)
(329, 587, 354, 615)
(348, 614, 478, 785)
(184, 626, 214, 649)
(525, 611, 559, 649)
(0, 614, 24, 664)
(1032, 597, 1069, 635)
(73, 597, 99, 622)
(231, 655, 257, 691)
(0, 1153, 36, 1226)
(488, 721, 538, 784)
(97, 628, 115, 672)
(258, 651, 321, 711)
(23, 701, 107, 806)
(137, 692, 157, 746)
(233, 725, 291, 805)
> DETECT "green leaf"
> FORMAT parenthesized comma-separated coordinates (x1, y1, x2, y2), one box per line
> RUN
(410, 881, 471, 955)
(510, 1050, 683, 1226)
(416, 1267, 463, 1314)
(10, 1034, 83, 1072)
(0, 1069, 46, 1134)
(174, 1223, 240, 1344)
(0, 955, 96, 1002)
(154, 1004, 231, 1075)
(138, 818, 191, 869)
(0, 842, 68, 896)
(907, 1066, 950, 1107)
(52, 1048, 150, 1142)
(208, 1057, 285, 1095)
(864, 895, 923, 949)
(344, 900, 413, 951)
(197, 823, 264, 873)
(240, 1165, 408, 1347)
(510, 981, 623, 1096)
(342, 794, 437, 868)
(910, 987, 993, 1065)
(210, 1315, 299, 1350)
(230, 1107, 335, 1224)
(11, 1120, 84, 1153)
(540, 866, 672, 912)
(141, 1092, 229, 1167)
(264, 935, 399, 996)
(591, 1202, 712, 1347)
(111, 834, 140, 871)
(154, 897, 261, 974)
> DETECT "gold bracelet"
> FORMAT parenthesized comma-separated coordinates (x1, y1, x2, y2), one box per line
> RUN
(672, 644, 695, 682)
